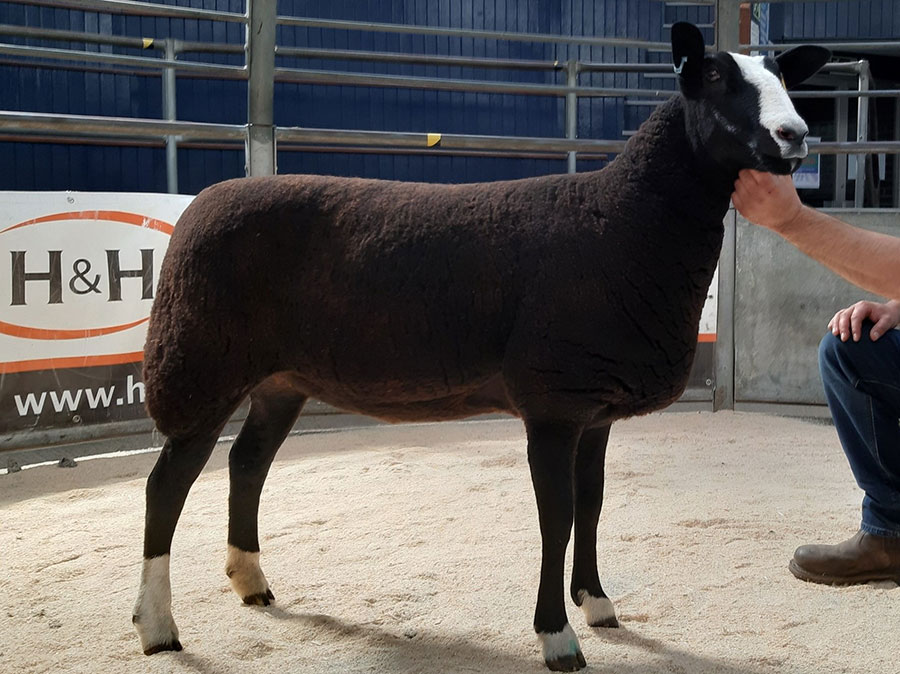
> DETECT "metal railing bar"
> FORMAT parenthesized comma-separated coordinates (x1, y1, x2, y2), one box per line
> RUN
(11, 121, 897, 158)
(821, 61, 874, 73)
(0, 110, 247, 141)
(1, 134, 614, 160)
(0, 42, 247, 78)
(282, 145, 610, 160)
(1, 27, 885, 86)
(177, 41, 244, 55)
(275, 126, 629, 154)
(0, 132, 613, 161)
(790, 90, 900, 99)
(0, 23, 246, 56)
(0, 110, 626, 154)
(275, 46, 562, 71)
(276, 16, 668, 51)
(273, 66, 675, 98)
(11, 0, 247, 23)
(0, 55, 248, 81)
(744, 41, 900, 53)
(5, 43, 889, 103)
(579, 62, 678, 73)
(810, 141, 900, 154)
(0, 23, 162, 49)
(753, 0, 882, 3)
(277, 66, 900, 100)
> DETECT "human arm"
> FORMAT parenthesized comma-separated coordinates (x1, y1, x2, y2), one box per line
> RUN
(731, 169, 900, 300)
(827, 299, 900, 342)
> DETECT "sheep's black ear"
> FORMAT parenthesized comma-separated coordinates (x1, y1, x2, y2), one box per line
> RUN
(671, 22, 706, 97)
(776, 45, 831, 89)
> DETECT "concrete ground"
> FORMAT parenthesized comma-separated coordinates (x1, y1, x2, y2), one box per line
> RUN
(1, 411, 896, 674)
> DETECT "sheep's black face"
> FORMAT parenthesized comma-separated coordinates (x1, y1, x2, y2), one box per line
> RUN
(671, 23, 830, 176)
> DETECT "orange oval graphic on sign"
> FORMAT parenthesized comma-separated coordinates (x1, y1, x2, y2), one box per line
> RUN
(0, 210, 173, 341)
(0, 210, 175, 236)
(0, 316, 150, 340)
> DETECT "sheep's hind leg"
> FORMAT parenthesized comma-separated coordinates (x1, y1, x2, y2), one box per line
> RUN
(571, 424, 618, 629)
(133, 430, 222, 654)
(226, 378, 307, 606)
(526, 418, 587, 672)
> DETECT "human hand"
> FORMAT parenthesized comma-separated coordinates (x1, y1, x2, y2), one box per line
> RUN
(731, 169, 804, 233)
(827, 300, 900, 342)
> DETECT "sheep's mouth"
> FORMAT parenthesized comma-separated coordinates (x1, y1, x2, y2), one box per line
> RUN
(755, 153, 797, 176)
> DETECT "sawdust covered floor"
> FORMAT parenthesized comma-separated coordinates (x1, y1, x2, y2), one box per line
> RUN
(1, 411, 896, 674)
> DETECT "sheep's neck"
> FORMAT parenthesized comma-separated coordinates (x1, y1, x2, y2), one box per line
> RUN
(605, 95, 735, 222)
(578, 95, 728, 318)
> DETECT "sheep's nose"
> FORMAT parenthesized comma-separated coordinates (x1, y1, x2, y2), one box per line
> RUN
(776, 125, 809, 159)
(776, 125, 808, 145)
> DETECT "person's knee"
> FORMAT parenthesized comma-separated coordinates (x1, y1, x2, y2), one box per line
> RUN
(818, 330, 844, 377)
(818, 320, 883, 380)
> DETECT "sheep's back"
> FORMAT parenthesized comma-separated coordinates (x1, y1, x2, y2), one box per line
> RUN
(144, 173, 556, 432)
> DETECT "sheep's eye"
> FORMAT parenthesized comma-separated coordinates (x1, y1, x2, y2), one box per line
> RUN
(705, 68, 721, 83)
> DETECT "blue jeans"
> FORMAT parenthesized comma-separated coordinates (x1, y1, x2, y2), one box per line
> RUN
(818, 322, 900, 537)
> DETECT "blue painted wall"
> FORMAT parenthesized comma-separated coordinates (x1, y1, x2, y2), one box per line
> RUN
(770, 0, 900, 42)
(0, 1, 894, 194)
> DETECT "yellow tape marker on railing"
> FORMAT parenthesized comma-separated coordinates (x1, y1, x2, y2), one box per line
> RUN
(427, 133, 442, 148)
(142, 38, 154, 49)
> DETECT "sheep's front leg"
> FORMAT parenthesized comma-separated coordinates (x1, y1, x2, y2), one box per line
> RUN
(571, 424, 618, 628)
(526, 419, 586, 672)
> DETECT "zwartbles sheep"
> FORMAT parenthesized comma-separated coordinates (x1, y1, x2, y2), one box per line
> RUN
(133, 23, 829, 672)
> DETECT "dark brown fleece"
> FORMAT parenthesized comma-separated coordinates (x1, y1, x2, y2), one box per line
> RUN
(144, 96, 729, 438)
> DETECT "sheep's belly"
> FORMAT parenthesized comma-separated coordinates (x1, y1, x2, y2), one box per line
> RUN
(297, 373, 515, 423)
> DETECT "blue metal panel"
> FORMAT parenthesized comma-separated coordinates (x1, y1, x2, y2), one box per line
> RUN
(0, 0, 247, 194)
(3, 1, 895, 193)
(774, 0, 898, 41)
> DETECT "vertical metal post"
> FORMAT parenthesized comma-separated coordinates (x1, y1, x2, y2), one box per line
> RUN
(894, 95, 900, 208)
(834, 91, 849, 207)
(246, 0, 277, 177)
(714, 211, 737, 412)
(854, 60, 870, 208)
(565, 59, 578, 174)
(713, 0, 740, 411)
(163, 39, 179, 194)
(714, 0, 741, 53)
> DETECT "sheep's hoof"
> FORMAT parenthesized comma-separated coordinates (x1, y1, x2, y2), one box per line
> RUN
(539, 624, 586, 672)
(590, 614, 619, 628)
(545, 651, 587, 672)
(242, 588, 275, 606)
(577, 590, 619, 628)
(143, 639, 183, 656)
(132, 606, 181, 656)
(227, 546, 275, 606)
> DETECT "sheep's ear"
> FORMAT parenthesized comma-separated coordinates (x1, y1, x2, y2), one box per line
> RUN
(776, 45, 831, 89)
(671, 22, 706, 97)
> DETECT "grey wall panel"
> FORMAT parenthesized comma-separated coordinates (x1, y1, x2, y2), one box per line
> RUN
(734, 210, 900, 405)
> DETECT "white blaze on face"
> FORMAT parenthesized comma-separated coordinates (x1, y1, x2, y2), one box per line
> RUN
(730, 53, 809, 159)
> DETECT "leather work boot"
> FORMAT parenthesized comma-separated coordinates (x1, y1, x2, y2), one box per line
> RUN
(789, 529, 900, 585)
